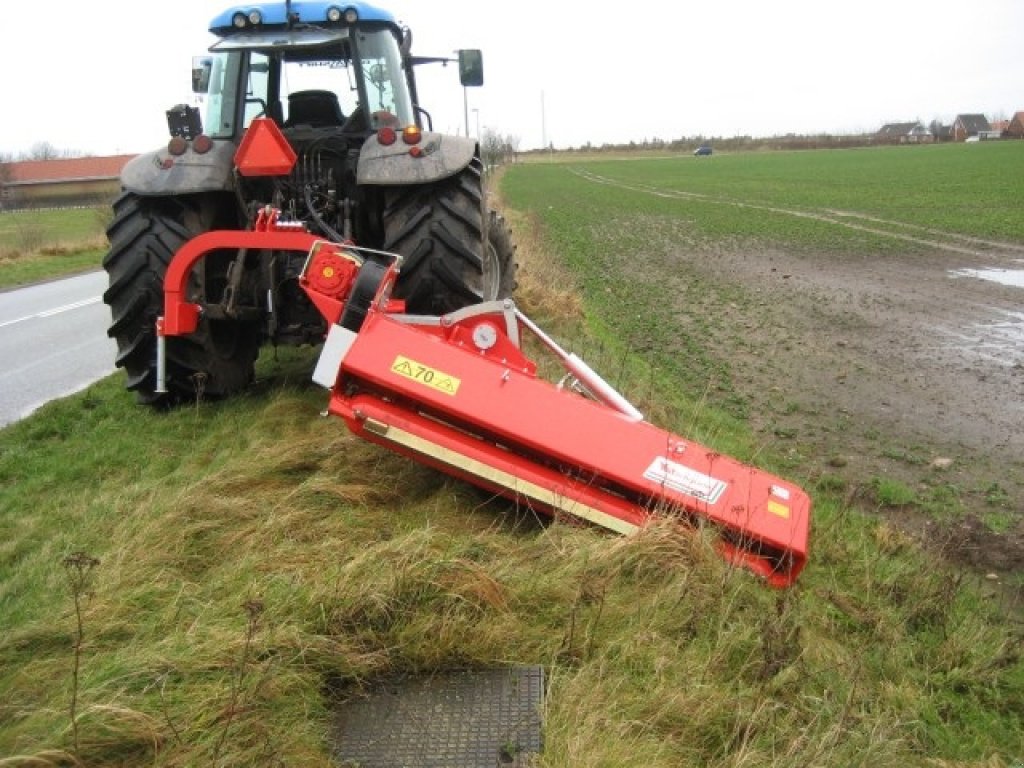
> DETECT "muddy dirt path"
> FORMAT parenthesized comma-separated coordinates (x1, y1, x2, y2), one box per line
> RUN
(573, 169, 1024, 576)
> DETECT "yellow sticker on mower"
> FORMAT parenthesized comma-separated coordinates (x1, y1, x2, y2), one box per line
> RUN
(391, 355, 461, 396)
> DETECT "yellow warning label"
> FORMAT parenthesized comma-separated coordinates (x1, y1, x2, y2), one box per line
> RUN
(767, 500, 790, 519)
(391, 355, 460, 396)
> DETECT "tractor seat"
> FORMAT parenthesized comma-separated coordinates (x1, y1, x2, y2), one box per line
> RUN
(285, 90, 345, 127)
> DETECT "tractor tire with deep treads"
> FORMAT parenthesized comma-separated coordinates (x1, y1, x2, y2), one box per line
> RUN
(485, 207, 518, 301)
(382, 159, 516, 314)
(102, 193, 260, 405)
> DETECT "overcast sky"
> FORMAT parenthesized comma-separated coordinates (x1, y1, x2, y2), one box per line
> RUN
(3, 0, 1021, 157)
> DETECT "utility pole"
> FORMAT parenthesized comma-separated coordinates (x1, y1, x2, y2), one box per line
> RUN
(540, 90, 547, 151)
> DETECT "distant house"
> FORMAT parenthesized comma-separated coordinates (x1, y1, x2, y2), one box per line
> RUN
(876, 121, 932, 144)
(927, 122, 953, 142)
(952, 114, 991, 142)
(0, 155, 133, 210)
(1004, 111, 1024, 138)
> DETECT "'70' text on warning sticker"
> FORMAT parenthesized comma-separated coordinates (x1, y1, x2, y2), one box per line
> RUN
(390, 355, 461, 396)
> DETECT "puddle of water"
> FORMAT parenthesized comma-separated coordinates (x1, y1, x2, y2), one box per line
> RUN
(950, 261, 1024, 288)
(931, 309, 1024, 367)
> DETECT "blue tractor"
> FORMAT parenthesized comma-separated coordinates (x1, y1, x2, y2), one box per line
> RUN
(103, 1, 516, 404)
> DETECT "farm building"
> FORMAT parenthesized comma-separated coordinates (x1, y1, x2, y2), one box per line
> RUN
(1004, 112, 1024, 138)
(952, 114, 992, 142)
(0, 155, 133, 210)
(876, 122, 932, 144)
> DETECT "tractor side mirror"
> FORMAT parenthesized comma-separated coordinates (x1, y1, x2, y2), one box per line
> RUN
(192, 56, 213, 93)
(458, 49, 483, 87)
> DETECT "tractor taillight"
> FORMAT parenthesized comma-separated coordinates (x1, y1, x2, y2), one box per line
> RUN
(167, 136, 188, 156)
(402, 125, 422, 145)
(377, 127, 397, 146)
(192, 134, 213, 154)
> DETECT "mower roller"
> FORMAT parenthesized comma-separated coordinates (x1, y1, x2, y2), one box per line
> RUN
(159, 204, 811, 589)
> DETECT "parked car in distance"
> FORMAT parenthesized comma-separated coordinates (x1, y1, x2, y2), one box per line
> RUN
(694, 145, 713, 156)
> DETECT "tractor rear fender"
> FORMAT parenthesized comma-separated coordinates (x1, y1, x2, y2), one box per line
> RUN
(119, 141, 237, 197)
(357, 132, 476, 186)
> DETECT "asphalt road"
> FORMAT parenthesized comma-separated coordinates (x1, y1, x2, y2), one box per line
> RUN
(0, 271, 117, 427)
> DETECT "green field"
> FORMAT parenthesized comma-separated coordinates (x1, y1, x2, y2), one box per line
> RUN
(1, 145, 1023, 766)
(518, 141, 1024, 249)
(0, 206, 108, 289)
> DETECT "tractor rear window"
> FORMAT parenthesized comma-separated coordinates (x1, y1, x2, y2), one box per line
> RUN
(199, 51, 245, 138)
(195, 26, 413, 138)
(351, 29, 413, 127)
(280, 55, 358, 125)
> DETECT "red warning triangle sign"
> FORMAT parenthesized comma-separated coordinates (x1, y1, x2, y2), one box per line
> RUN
(234, 118, 297, 177)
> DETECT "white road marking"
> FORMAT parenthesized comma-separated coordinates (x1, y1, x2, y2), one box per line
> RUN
(0, 296, 102, 329)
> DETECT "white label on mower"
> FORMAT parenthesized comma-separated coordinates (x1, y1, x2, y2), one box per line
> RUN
(312, 324, 358, 389)
(643, 457, 727, 504)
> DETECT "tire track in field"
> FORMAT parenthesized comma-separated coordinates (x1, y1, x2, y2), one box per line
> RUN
(823, 209, 1024, 255)
(570, 168, 1024, 261)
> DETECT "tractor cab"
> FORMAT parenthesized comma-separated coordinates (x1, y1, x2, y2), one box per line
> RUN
(189, 1, 483, 144)
(192, 2, 417, 142)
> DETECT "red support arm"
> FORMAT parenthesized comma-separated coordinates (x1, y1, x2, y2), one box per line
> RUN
(162, 229, 322, 336)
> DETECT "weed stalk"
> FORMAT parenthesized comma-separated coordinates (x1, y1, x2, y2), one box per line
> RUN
(62, 551, 100, 755)
(213, 598, 265, 763)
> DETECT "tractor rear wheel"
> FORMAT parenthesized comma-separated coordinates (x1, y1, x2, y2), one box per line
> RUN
(484, 207, 518, 301)
(102, 193, 260, 405)
(382, 159, 516, 314)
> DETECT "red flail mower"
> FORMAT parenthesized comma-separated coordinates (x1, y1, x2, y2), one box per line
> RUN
(157, 125, 811, 588)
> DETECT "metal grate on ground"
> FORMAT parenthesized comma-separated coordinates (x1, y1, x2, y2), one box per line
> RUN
(331, 665, 544, 767)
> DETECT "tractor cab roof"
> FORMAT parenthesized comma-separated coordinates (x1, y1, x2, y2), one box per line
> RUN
(209, 1, 398, 37)
(209, 25, 350, 52)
